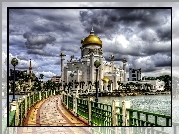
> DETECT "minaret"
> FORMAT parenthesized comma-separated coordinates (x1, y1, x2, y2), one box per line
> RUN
(122, 58, 127, 82)
(99, 56, 104, 91)
(114, 67, 117, 90)
(60, 52, 66, 90)
(90, 52, 94, 84)
(76, 67, 80, 90)
(109, 54, 115, 72)
(29, 59, 32, 88)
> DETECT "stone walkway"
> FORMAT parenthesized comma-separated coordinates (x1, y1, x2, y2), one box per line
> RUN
(20, 95, 90, 134)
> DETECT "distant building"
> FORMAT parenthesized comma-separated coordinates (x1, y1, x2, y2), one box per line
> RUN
(9, 69, 27, 81)
(129, 68, 141, 81)
(51, 76, 61, 83)
(123, 79, 165, 91)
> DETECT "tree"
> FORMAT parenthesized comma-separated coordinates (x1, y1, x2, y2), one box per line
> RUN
(56, 83, 62, 91)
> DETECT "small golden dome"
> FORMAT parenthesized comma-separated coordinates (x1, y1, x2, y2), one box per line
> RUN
(102, 77, 110, 83)
(81, 27, 102, 47)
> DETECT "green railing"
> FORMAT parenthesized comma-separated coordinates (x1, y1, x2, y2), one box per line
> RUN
(64, 95, 67, 106)
(91, 102, 112, 126)
(127, 108, 171, 126)
(21, 99, 25, 123)
(62, 94, 171, 127)
(68, 96, 73, 111)
(77, 98, 89, 120)
(18, 102, 22, 126)
(41, 91, 46, 99)
(30, 95, 33, 107)
(27, 96, 30, 110)
(8, 90, 62, 127)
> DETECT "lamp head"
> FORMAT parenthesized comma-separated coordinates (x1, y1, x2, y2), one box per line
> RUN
(94, 60, 101, 68)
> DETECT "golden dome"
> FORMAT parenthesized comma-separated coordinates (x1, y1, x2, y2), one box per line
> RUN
(102, 77, 110, 83)
(81, 27, 102, 47)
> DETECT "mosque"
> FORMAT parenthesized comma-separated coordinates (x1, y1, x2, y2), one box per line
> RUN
(60, 27, 128, 92)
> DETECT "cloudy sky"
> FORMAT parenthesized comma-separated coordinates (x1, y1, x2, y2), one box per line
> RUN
(2, 2, 176, 81)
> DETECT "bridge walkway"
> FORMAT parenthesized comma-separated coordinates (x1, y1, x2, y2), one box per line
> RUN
(20, 95, 89, 134)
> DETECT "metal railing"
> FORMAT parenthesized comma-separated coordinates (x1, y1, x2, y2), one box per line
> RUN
(91, 102, 112, 126)
(8, 90, 62, 127)
(68, 96, 73, 111)
(127, 108, 171, 126)
(62, 94, 171, 127)
(77, 98, 89, 120)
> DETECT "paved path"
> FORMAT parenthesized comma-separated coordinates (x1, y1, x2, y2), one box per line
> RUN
(20, 95, 90, 134)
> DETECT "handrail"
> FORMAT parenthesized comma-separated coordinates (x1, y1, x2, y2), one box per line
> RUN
(62, 94, 172, 127)
(8, 90, 62, 127)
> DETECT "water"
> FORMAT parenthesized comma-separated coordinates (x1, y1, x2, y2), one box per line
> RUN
(98, 95, 171, 116)
(98, 95, 172, 126)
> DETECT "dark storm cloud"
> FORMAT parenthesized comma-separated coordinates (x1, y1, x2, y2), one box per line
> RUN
(79, 9, 170, 38)
(61, 44, 80, 53)
(23, 32, 56, 49)
(9, 9, 76, 34)
(155, 60, 171, 67)
(152, 54, 171, 67)
(27, 49, 58, 57)
(156, 27, 171, 41)
(31, 22, 73, 34)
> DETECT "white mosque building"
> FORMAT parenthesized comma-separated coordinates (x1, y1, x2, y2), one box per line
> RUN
(60, 27, 165, 92)
(60, 27, 127, 92)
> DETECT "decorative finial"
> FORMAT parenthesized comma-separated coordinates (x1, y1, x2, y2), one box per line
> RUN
(90, 26, 94, 35)
(122, 58, 127, 63)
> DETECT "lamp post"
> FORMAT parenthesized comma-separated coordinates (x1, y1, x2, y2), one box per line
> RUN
(94, 60, 101, 103)
(11, 58, 18, 101)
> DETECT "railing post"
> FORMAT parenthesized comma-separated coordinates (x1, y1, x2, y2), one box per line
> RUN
(39, 91, 41, 101)
(112, 100, 117, 126)
(23, 96, 27, 118)
(67, 94, 69, 108)
(10, 101, 18, 126)
(122, 101, 131, 126)
(113, 100, 120, 127)
(51, 90, 53, 96)
(54, 90, 56, 95)
(45, 91, 48, 98)
(88, 96, 93, 125)
(73, 93, 78, 116)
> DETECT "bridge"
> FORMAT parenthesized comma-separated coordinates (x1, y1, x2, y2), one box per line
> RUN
(2, 90, 179, 134)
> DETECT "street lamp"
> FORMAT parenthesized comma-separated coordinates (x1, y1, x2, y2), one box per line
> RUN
(94, 60, 101, 103)
(11, 58, 18, 101)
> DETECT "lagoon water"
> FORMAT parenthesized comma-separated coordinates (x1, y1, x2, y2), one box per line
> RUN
(98, 95, 171, 116)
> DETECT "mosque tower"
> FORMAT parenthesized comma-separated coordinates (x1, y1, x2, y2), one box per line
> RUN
(29, 59, 32, 88)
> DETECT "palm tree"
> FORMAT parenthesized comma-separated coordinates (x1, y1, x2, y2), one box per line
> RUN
(56, 83, 62, 91)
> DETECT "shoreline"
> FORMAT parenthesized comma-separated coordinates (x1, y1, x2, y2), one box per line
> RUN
(79, 91, 171, 98)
